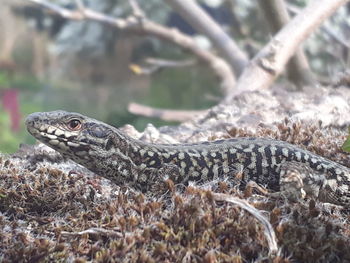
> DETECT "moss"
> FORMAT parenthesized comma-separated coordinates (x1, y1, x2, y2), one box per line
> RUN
(0, 119, 349, 262)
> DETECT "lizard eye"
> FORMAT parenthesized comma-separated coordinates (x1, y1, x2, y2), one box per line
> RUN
(67, 119, 82, 131)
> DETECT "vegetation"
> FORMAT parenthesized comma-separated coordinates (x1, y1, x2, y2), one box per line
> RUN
(342, 128, 350, 153)
(0, 68, 43, 153)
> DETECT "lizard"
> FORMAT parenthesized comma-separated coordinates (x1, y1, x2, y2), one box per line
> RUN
(25, 110, 350, 208)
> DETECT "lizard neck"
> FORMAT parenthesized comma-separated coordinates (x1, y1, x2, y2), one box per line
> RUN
(82, 127, 161, 181)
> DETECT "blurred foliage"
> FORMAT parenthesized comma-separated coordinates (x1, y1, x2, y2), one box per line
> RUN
(148, 66, 218, 108)
(0, 113, 20, 153)
(342, 128, 350, 153)
(0, 70, 43, 153)
(107, 63, 219, 129)
(11, 75, 43, 92)
(0, 73, 11, 88)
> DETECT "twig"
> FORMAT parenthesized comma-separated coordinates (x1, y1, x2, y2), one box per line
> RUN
(27, 0, 235, 95)
(321, 26, 350, 49)
(28, 0, 85, 19)
(61, 227, 122, 238)
(258, 0, 315, 87)
(128, 0, 145, 18)
(128, 102, 207, 122)
(224, 0, 348, 102)
(287, 4, 350, 51)
(224, 1, 248, 39)
(212, 192, 279, 255)
(145, 58, 195, 68)
(164, 0, 248, 76)
(74, 0, 85, 12)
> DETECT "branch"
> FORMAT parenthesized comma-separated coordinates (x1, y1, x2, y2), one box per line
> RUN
(164, 0, 248, 76)
(287, 3, 350, 49)
(258, 0, 315, 87)
(145, 58, 195, 68)
(27, 0, 236, 95)
(128, 102, 207, 122)
(128, 0, 145, 18)
(224, 0, 348, 102)
(321, 25, 350, 49)
(74, 0, 85, 12)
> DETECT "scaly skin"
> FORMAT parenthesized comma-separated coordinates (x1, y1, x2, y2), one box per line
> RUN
(25, 111, 350, 207)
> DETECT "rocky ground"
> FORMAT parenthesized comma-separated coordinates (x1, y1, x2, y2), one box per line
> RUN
(0, 85, 349, 262)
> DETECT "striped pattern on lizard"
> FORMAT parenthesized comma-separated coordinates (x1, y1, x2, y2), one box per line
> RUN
(25, 111, 350, 208)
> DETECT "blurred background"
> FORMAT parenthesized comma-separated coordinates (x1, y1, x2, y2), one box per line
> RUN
(0, 0, 349, 153)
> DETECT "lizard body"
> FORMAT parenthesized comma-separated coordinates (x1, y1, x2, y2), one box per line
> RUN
(25, 111, 350, 207)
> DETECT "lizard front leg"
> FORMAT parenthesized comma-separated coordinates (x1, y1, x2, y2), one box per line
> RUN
(133, 164, 181, 193)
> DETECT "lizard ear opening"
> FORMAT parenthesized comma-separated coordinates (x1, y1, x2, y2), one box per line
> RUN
(88, 124, 108, 138)
(105, 138, 114, 151)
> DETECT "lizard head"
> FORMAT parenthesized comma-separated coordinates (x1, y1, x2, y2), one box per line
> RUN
(25, 110, 116, 167)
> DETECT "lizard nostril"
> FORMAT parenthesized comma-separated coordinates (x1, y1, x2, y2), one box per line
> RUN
(25, 112, 42, 129)
(25, 115, 36, 127)
(25, 119, 32, 126)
